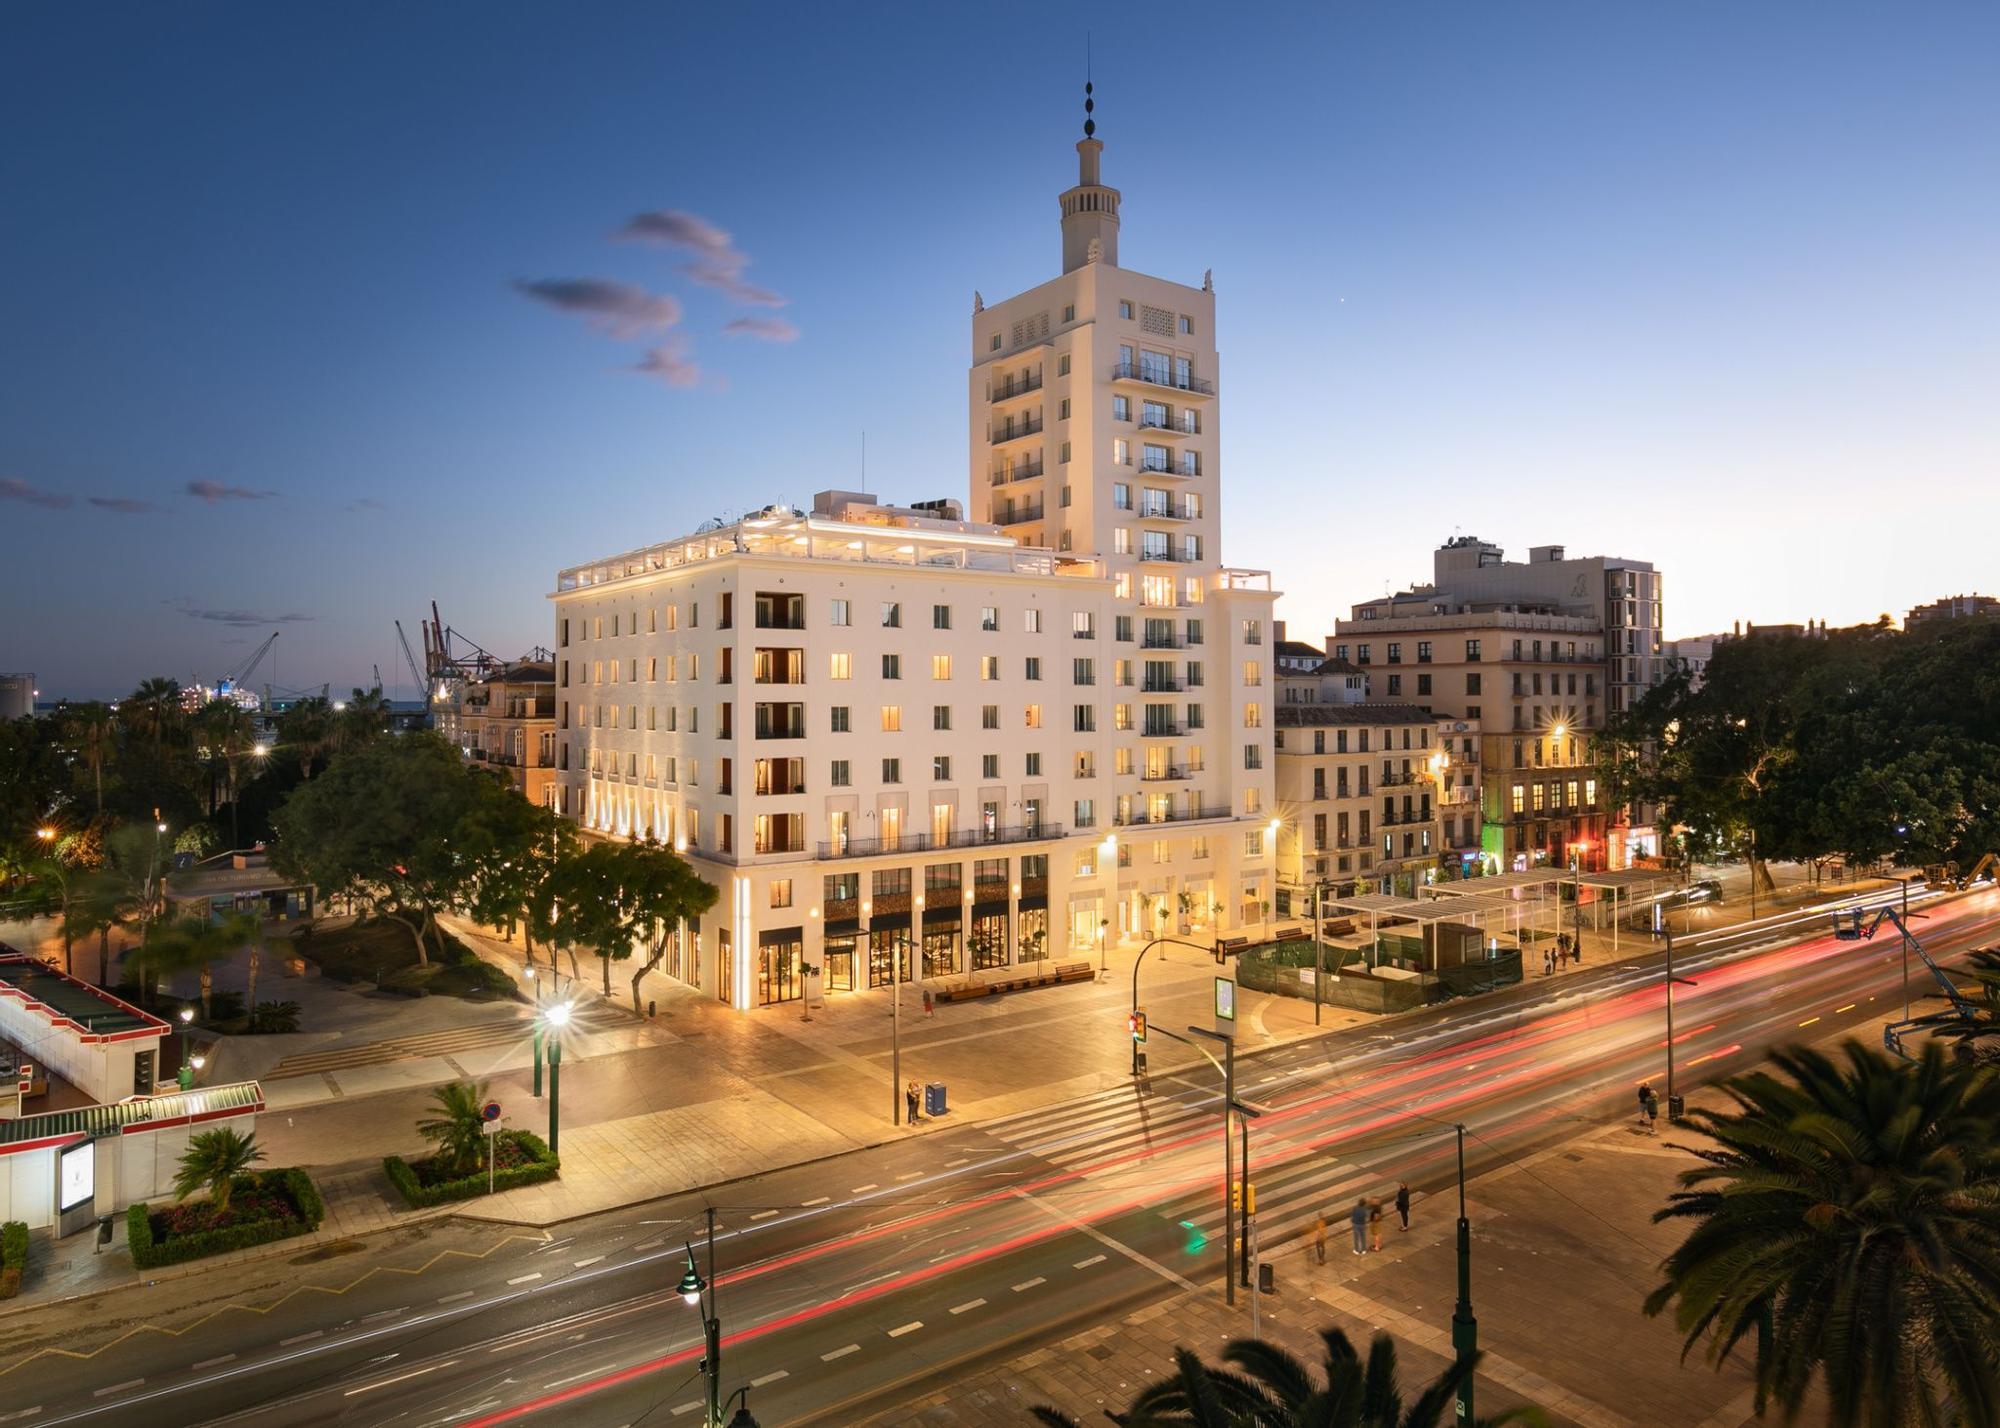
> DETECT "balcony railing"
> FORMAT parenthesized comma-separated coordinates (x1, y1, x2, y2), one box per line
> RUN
(1378, 771, 1417, 787)
(1139, 765, 1187, 781)
(816, 823, 1066, 860)
(1138, 502, 1197, 521)
(1140, 548, 1194, 562)
(1111, 362, 1215, 396)
(1140, 631, 1184, 649)
(1114, 805, 1224, 827)
(1137, 458, 1199, 478)
(1140, 722, 1183, 738)
(990, 415, 1045, 445)
(1141, 676, 1183, 693)
(996, 504, 1045, 526)
(1137, 415, 1201, 437)
(989, 459, 1045, 486)
(990, 373, 1043, 402)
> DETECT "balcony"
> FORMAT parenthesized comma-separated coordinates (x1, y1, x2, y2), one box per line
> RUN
(990, 415, 1045, 446)
(1140, 548, 1193, 563)
(996, 503, 1045, 526)
(1137, 458, 1199, 479)
(1139, 765, 1188, 781)
(1140, 721, 1183, 739)
(1140, 631, 1184, 650)
(816, 823, 1067, 860)
(1111, 362, 1215, 397)
(1137, 414, 1200, 439)
(990, 372, 1043, 403)
(989, 459, 1045, 486)
(1114, 805, 1227, 827)
(1141, 676, 1183, 693)
(1378, 771, 1417, 787)
(1137, 501, 1197, 522)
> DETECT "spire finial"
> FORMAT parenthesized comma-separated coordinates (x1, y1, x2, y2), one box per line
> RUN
(1083, 39, 1095, 139)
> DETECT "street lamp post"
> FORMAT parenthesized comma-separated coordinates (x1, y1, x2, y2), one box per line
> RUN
(1187, 1025, 1237, 1307)
(1451, 1122, 1478, 1425)
(540, 1000, 571, 1154)
(680, 1207, 762, 1428)
(36, 828, 74, 973)
(177, 1006, 197, 1090)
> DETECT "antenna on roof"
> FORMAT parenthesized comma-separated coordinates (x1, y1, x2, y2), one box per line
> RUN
(861, 429, 867, 487)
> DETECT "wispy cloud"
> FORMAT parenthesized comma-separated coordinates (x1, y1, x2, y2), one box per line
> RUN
(617, 209, 788, 308)
(346, 497, 387, 513)
(723, 316, 800, 343)
(633, 336, 702, 388)
(167, 599, 314, 627)
(1, 477, 73, 509)
(514, 278, 682, 338)
(87, 495, 160, 514)
(187, 480, 276, 503)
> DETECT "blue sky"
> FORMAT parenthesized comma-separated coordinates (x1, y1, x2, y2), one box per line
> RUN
(4, 2, 1996, 699)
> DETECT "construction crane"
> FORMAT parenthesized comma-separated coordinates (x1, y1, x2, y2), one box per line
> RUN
(1832, 905, 1980, 1057)
(394, 621, 429, 725)
(215, 631, 280, 706)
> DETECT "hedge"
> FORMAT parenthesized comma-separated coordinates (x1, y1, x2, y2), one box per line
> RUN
(0, 1219, 26, 1299)
(126, 1167, 326, 1269)
(383, 1130, 560, 1208)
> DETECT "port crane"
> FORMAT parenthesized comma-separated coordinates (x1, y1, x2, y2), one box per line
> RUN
(214, 631, 280, 704)
(1832, 905, 1981, 1056)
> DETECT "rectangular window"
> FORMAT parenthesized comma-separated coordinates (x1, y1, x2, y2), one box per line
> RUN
(1073, 611, 1095, 639)
(1026, 752, 1042, 776)
(1073, 705, 1095, 732)
(881, 706, 901, 732)
(980, 606, 998, 631)
(932, 604, 951, 630)
(883, 758, 901, 783)
(830, 759, 850, 787)
(1112, 394, 1131, 422)
(830, 598, 850, 626)
(1058, 352, 1071, 374)
(982, 753, 999, 778)
(1025, 657, 1041, 680)
(1024, 608, 1042, 634)
(933, 704, 951, 730)
(1119, 300, 1134, 319)
(770, 879, 793, 909)
(1025, 705, 1042, 729)
(980, 655, 999, 680)
(829, 652, 851, 680)
(881, 602, 901, 628)
(932, 654, 951, 680)
(1072, 657, 1095, 685)
(982, 704, 1000, 730)
(882, 653, 900, 679)
(831, 705, 850, 732)
(933, 756, 951, 781)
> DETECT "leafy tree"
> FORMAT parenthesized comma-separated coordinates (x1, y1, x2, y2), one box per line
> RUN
(333, 688, 393, 754)
(172, 1128, 264, 1213)
(143, 912, 261, 1021)
(613, 837, 717, 1009)
(65, 866, 141, 987)
(1645, 1040, 2000, 1426)
(270, 734, 483, 966)
(453, 775, 555, 955)
(416, 1080, 491, 1175)
(1032, 1326, 1539, 1426)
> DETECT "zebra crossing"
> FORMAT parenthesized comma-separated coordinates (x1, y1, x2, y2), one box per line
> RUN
(980, 1069, 1419, 1250)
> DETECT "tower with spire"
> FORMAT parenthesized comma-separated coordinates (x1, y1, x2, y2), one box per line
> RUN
(966, 84, 1277, 942)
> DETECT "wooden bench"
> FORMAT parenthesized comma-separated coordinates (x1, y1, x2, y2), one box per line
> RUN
(1216, 935, 1252, 956)
(933, 960, 1098, 1003)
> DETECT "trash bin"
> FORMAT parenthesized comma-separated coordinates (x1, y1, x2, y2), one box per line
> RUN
(924, 1081, 947, 1117)
(1667, 1093, 1685, 1122)
(1257, 1262, 1275, 1294)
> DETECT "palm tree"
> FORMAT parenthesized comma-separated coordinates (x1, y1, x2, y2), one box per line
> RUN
(1943, 949, 2000, 1064)
(277, 696, 336, 779)
(125, 676, 184, 756)
(65, 865, 141, 986)
(171, 1128, 264, 1213)
(61, 702, 118, 816)
(1645, 1040, 2000, 1426)
(334, 687, 393, 754)
(416, 1080, 491, 1175)
(1033, 1328, 1538, 1427)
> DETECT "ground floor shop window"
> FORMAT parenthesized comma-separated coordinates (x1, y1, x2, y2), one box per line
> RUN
(1017, 906, 1049, 962)
(923, 925, 961, 978)
(758, 931, 803, 1005)
(868, 926, 912, 987)
(969, 912, 1009, 970)
(717, 929, 733, 1004)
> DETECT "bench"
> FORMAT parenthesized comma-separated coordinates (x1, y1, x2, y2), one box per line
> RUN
(933, 960, 1098, 1003)
(1216, 935, 1252, 956)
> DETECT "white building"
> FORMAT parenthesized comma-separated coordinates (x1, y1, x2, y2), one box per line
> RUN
(551, 104, 1279, 1011)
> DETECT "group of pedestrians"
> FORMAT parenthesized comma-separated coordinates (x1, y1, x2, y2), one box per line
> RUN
(1541, 934, 1583, 975)
(1308, 1182, 1412, 1262)
(1635, 1081, 1661, 1134)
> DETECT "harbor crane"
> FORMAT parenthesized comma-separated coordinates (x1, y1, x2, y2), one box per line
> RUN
(214, 631, 279, 704)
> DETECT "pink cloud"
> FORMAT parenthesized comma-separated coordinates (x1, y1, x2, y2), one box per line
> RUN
(617, 209, 789, 308)
(514, 278, 683, 338)
(723, 316, 800, 343)
(633, 336, 702, 389)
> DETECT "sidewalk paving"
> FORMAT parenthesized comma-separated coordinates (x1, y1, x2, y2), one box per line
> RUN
(875, 1111, 1763, 1428)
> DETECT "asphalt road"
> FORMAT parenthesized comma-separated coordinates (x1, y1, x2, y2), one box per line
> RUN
(11, 885, 1996, 1428)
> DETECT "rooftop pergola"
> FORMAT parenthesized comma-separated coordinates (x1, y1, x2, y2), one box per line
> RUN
(1421, 869, 1568, 898)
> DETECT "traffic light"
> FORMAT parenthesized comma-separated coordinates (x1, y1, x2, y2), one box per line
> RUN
(1128, 1009, 1148, 1043)
(1231, 1181, 1257, 1215)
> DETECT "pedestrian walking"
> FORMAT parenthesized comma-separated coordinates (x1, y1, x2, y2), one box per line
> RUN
(922, 987, 934, 1018)
(1542, 948, 1553, 976)
(1636, 1081, 1653, 1128)
(1349, 1197, 1370, 1255)
(905, 1080, 922, 1124)
(1643, 1087, 1660, 1134)
(1311, 1215, 1327, 1264)
(1368, 1199, 1384, 1252)
(1394, 1181, 1411, 1232)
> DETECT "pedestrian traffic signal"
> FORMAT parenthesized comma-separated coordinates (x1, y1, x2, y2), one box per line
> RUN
(1229, 1181, 1256, 1215)
(1128, 1009, 1148, 1043)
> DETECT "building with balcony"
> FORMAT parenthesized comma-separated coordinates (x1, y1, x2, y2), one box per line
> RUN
(1906, 592, 1997, 626)
(1325, 607, 1609, 871)
(550, 105, 1279, 1011)
(438, 659, 557, 806)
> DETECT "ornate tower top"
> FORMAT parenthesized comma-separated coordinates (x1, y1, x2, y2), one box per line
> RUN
(1059, 80, 1120, 272)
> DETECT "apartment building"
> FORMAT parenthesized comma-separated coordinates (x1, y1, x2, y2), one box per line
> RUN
(550, 106, 1278, 1011)
(1273, 661, 1483, 899)
(439, 660, 558, 806)
(1326, 609, 1609, 870)
(1907, 593, 1997, 626)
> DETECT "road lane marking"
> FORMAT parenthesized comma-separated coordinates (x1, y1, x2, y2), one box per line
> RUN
(0, 1407, 39, 1422)
(888, 1321, 923, 1337)
(1799, 1016, 1821, 1027)
(93, 1380, 143, 1398)
(802, 1196, 830, 1206)
(670, 1402, 701, 1416)
(851, 1184, 878, 1193)
(634, 1237, 667, 1251)
(573, 1256, 605, 1268)
(895, 1171, 923, 1180)
(1073, 1254, 1106, 1268)
(345, 1361, 453, 1395)
(821, 1344, 861, 1361)
(1014, 1186, 1201, 1292)
(950, 1298, 986, 1314)
(507, 1273, 543, 1285)
(279, 1331, 322, 1346)
(945, 1157, 969, 1167)
(438, 1290, 475, 1303)
(749, 1210, 779, 1221)
(360, 1308, 405, 1323)
(1835, 1003, 1857, 1013)
(191, 1354, 236, 1369)
(543, 1366, 605, 1390)
(750, 1370, 789, 1387)
(1012, 1277, 1046, 1291)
